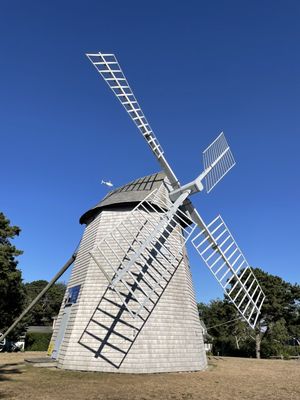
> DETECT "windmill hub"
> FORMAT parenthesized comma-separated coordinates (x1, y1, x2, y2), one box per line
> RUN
(169, 177, 204, 202)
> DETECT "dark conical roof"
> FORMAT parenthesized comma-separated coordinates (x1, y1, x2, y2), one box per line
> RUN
(80, 172, 166, 224)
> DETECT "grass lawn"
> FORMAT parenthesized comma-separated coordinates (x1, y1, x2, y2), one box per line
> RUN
(0, 352, 300, 400)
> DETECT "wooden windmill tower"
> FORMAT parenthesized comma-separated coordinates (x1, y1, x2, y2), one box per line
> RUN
(48, 52, 265, 373)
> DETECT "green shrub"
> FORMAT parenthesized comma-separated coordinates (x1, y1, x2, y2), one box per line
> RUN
(25, 332, 52, 351)
(261, 340, 300, 359)
(278, 345, 300, 359)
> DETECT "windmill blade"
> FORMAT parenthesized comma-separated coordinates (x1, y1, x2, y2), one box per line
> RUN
(86, 52, 180, 190)
(190, 211, 265, 328)
(202, 132, 236, 193)
(89, 186, 196, 319)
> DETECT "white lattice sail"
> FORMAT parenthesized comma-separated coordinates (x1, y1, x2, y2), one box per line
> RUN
(86, 53, 164, 159)
(86, 52, 180, 189)
(192, 215, 265, 328)
(203, 132, 236, 193)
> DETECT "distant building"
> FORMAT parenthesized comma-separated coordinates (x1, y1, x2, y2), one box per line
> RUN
(199, 319, 213, 352)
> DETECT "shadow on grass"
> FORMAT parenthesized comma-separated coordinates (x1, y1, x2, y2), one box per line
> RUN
(0, 392, 14, 400)
(0, 362, 24, 382)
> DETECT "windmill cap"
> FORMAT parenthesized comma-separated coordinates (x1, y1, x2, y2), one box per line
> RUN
(79, 172, 167, 225)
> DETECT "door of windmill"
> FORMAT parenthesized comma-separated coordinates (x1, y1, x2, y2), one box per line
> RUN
(51, 285, 81, 360)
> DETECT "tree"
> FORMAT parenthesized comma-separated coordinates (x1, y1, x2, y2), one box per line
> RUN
(0, 212, 24, 336)
(198, 300, 254, 356)
(23, 280, 66, 326)
(261, 318, 290, 358)
(201, 268, 300, 359)
(285, 284, 300, 342)
(250, 268, 300, 358)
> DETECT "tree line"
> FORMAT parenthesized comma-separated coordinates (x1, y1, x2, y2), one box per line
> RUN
(0, 212, 65, 339)
(1, 211, 299, 358)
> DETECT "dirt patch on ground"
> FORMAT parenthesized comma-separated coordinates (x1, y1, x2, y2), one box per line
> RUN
(0, 352, 299, 400)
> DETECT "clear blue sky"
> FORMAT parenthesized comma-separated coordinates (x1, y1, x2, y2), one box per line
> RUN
(1, 0, 299, 303)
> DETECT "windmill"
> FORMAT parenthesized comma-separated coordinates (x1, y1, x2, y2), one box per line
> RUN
(0, 52, 265, 373)
(48, 52, 266, 372)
